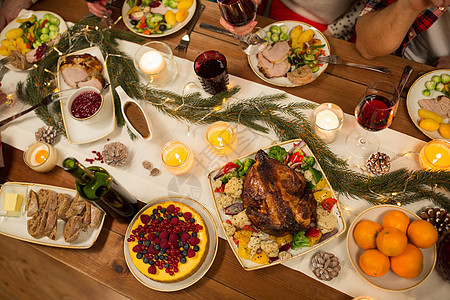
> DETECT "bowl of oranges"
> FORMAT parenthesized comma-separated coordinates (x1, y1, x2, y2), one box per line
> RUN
(347, 205, 437, 291)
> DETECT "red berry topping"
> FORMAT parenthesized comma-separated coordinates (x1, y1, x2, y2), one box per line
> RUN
(166, 204, 176, 214)
(140, 214, 151, 224)
(160, 238, 169, 249)
(170, 218, 179, 225)
(169, 233, 178, 242)
(183, 212, 192, 221)
(154, 237, 161, 245)
(148, 265, 157, 275)
(187, 248, 195, 258)
(159, 231, 169, 239)
(189, 237, 200, 246)
(181, 232, 191, 242)
(157, 205, 162, 210)
(132, 245, 142, 253)
(148, 233, 156, 241)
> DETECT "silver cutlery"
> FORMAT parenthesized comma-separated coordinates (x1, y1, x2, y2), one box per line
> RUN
(317, 55, 390, 74)
(199, 23, 233, 37)
(174, 4, 206, 54)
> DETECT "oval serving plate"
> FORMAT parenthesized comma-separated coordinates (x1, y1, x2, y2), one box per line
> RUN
(122, 0, 197, 38)
(207, 139, 346, 271)
(248, 21, 330, 88)
(347, 205, 437, 292)
(406, 69, 450, 141)
(0, 182, 105, 249)
(0, 10, 68, 71)
(124, 196, 218, 292)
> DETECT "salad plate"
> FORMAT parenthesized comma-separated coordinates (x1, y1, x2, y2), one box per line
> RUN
(406, 69, 450, 141)
(122, 0, 197, 38)
(0, 10, 67, 71)
(248, 21, 330, 88)
(347, 205, 436, 291)
(0, 182, 105, 249)
(56, 46, 116, 144)
(123, 196, 218, 291)
(207, 139, 346, 270)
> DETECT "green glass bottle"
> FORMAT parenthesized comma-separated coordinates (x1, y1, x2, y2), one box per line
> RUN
(62, 157, 138, 219)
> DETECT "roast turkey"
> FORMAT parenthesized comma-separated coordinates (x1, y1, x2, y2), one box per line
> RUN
(60, 53, 105, 90)
(242, 150, 316, 236)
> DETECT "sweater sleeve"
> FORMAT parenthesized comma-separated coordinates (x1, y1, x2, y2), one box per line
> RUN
(327, 1, 365, 41)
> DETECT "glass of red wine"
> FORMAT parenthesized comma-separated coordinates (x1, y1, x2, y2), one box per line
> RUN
(346, 81, 399, 158)
(217, 0, 267, 55)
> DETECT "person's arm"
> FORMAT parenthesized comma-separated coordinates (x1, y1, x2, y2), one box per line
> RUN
(355, 0, 448, 59)
(0, 0, 34, 30)
(86, 0, 112, 18)
(219, 0, 260, 35)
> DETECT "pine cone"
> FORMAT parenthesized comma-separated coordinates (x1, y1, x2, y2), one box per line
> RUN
(102, 142, 128, 167)
(311, 251, 341, 281)
(420, 207, 449, 237)
(366, 152, 390, 175)
(35, 126, 58, 145)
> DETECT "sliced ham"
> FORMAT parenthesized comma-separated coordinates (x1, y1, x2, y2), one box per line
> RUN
(418, 96, 450, 118)
(261, 41, 290, 64)
(25, 189, 39, 217)
(257, 53, 290, 78)
(77, 76, 105, 91)
(60, 53, 104, 89)
(151, 6, 168, 15)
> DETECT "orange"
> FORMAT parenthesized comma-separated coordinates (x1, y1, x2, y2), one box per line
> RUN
(376, 227, 408, 256)
(382, 210, 410, 234)
(353, 220, 383, 250)
(391, 243, 424, 278)
(407, 220, 438, 249)
(359, 249, 390, 277)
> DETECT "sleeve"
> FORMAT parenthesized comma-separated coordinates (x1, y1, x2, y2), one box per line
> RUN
(327, 1, 365, 41)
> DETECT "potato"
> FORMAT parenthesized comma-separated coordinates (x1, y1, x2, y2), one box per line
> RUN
(290, 25, 303, 41)
(439, 123, 450, 139)
(5, 28, 23, 40)
(165, 10, 176, 26)
(418, 108, 443, 124)
(177, 0, 193, 10)
(419, 118, 440, 131)
(1, 39, 12, 47)
(297, 29, 314, 44)
(309, 38, 322, 46)
(175, 9, 188, 23)
(0, 46, 9, 56)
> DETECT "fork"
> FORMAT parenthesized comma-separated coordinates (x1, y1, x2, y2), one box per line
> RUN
(317, 55, 390, 74)
(174, 4, 205, 54)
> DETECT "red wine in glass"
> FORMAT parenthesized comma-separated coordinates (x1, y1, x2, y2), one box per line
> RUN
(356, 94, 397, 131)
(218, 0, 256, 27)
(194, 51, 229, 95)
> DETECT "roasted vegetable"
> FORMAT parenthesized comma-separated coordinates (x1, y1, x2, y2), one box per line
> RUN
(268, 145, 288, 162)
(291, 231, 310, 249)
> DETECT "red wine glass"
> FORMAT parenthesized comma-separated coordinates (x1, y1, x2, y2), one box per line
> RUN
(346, 81, 399, 158)
(217, 0, 267, 55)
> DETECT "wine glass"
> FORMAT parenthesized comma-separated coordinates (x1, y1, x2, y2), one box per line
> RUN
(346, 81, 399, 158)
(217, 0, 267, 55)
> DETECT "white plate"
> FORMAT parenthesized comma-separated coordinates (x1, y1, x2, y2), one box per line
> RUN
(122, 0, 197, 38)
(0, 10, 68, 71)
(207, 139, 346, 270)
(406, 69, 450, 141)
(248, 21, 330, 88)
(124, 196, 218, 292)
(0, 182, 105, 249)
(346, 205, 437, 292)
(57, 46, 116, 144)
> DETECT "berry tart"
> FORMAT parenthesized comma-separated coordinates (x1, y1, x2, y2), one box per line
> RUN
(127, 201, 209, 282)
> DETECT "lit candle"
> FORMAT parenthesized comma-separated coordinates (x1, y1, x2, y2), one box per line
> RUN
(206, 122, 237, 156)
(161, 141, 194, 175)
(23, 141, 58, 173)
(419, 139, 450, 171)
(313, 103, 344, 144)
(138, 50, 167, 74)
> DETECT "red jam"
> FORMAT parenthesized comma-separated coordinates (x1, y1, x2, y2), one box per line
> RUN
(70, 91, 101, 119)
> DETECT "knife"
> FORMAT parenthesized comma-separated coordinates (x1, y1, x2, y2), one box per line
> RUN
(199, 23, 233, 37)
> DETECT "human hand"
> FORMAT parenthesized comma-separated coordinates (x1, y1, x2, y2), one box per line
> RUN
(436, 56, 450, 68)
(87, 0, 112, 18)
(0, 0, 33, 31)
(218, 0, 260, 35)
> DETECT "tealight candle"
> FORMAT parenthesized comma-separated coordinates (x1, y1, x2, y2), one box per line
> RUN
(138, 50, 167, 74)
(206, 122, 237, 156)
(313, 103, 344, 144)
(161, 141, 194, 175)
(419, 139, 450, 171)
(23, 141, 58, 173)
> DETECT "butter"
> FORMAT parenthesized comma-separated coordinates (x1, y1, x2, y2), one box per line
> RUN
(4, 193, 24, 212)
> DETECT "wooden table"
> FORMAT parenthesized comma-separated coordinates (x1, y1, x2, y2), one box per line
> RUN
(0, 1, 436, 299)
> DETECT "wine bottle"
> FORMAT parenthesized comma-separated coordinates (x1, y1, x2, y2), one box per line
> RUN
(62, 157, 139, 219)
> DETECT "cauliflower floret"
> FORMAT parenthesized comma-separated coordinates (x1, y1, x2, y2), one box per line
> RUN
(278, 251, 293, 260)
(212, 179, 223, 190)
(261, 240, 279, 257)
(224, 177, 243, 199)
(223, 221, 236, 237)
(317, 206, 337, 234)
(247, 236, 261, 257)
(303, 169, 316, 185)
(230, 211, 251, 228)
(217, 194, 235, 209)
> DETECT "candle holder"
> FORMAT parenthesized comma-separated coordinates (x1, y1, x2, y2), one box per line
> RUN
(206, 122, 237, 156)
(161, 141, 194, 175)
(313, 103, 344, 144)
(23, 141, 58, 173)
(418, 139, 450, 171)
(134, 41, 177, 87)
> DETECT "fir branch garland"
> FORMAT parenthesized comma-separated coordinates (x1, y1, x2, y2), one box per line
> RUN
(17, 18, 449, 210)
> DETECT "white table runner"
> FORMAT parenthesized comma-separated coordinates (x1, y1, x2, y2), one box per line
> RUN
(1, 39, 448, 299)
